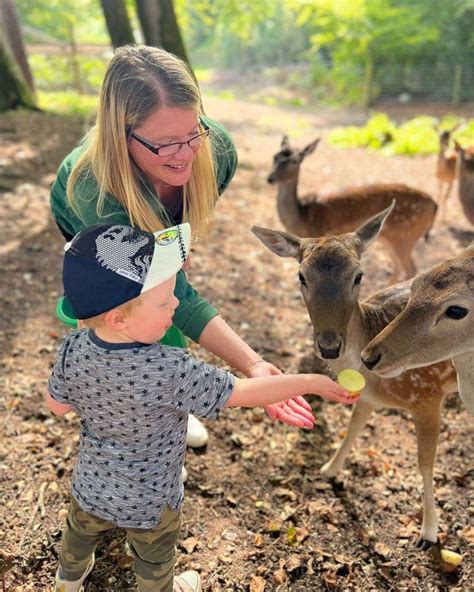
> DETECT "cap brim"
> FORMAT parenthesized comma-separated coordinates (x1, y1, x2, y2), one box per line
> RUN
(142, 223, 191, 293)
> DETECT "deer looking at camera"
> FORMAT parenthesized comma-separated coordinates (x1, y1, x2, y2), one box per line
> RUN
(268, 136, 437, 281)
(362, 244, 474, 415)
(435, 125, 460, 221)
(252, 203, 458, 550)
(454, 141, 474, 225)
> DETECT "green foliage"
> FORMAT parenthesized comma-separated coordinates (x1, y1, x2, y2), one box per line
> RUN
(16, 0, 109, 45)
(29, 55, 107, 92)
(37, 90, 98, 116)
(329, 113, 474, 156)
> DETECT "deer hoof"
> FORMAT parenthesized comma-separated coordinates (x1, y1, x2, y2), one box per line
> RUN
(416, 536, 437, 551)
(320, 461, 340, 478)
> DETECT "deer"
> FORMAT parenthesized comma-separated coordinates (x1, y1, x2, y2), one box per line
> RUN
(435, 126, 460, 222)
(361, 244, 474, 416)
(454, 141, 474, 225)
(267, 136, 437, 281)
(252, 202, 458, 550)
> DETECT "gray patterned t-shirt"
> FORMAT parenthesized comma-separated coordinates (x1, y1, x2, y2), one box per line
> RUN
(48, 329, 235, 528)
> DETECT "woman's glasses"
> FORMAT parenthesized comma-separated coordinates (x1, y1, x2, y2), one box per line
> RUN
(128, 119, 210, 157)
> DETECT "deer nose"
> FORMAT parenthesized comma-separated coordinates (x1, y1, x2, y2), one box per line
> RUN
(362, 351, 382, 371)
(267, 172, 276, 184)
(316, 333, 342, 359)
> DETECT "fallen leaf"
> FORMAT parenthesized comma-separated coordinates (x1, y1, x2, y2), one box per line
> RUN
(273, 568, 287, 584)
(180, 536, 199, 554)
(374, 542, 392, 558)
(250, 575, 266, 592)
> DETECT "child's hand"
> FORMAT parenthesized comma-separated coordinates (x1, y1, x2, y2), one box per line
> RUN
(311, 375, 359, 405)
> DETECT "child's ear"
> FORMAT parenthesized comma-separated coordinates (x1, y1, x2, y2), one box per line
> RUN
(103, 307, 127, 330)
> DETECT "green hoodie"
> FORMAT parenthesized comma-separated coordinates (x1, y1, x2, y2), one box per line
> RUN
(50, 116, 238, 343)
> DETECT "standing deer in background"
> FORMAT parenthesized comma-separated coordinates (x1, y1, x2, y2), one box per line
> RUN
(454, 141, 474, 225)
(268, 136, 437, 281)
(362, 243, 474, 415)
(252, 204, 458, 550)
(435, 126, 460, 221)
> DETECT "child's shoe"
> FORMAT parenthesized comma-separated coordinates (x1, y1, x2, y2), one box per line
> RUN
(186, 415, 208, 448)
(174, 570, 202, 592)
(55, 555, 95, 592)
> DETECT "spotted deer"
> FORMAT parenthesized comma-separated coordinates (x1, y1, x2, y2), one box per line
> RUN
(362, 244, 474, 415)
(252, 203, 458, 549)
(435, 126, 460, 221)
(454, 141, 474, 225)
(268, 136, 437, 281)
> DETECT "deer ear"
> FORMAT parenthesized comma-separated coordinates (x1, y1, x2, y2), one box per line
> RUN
(353, 200, 396, 253)
(252, 226, 301, 260)
(454, 140, 464, 154)
(301, 138, 320, 159)
(281, 135, 290, 149)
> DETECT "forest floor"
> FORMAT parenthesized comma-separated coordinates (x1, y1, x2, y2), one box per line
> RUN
(1, 86, 473, 592)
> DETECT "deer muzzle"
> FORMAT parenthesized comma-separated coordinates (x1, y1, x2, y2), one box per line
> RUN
(316, 331, 343, 359)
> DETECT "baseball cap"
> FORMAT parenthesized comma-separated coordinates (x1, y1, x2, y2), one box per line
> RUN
(63, 223, 190, 319)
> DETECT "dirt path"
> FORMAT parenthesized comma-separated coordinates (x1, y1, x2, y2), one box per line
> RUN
(0, 95, 473, 591)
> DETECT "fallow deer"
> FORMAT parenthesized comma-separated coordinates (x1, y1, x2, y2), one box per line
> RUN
(454, 141, 474, 225)
(252, 203, 458, 550)
(362, 244, 474, 415)
(268, 136, 437, 281)
(435, 126, 460, 222)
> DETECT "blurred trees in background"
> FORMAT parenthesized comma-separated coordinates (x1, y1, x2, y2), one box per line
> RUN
(6, 0, 474, 109)
(177, 0, 474, 105)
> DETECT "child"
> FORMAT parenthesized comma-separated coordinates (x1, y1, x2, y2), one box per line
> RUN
(48, 222, 357, 592)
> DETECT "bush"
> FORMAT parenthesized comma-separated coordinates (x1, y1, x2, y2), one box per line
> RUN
(329, 113, 474, 156)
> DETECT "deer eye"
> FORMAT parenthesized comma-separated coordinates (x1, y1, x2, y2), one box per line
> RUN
(298, 272, 307, 286)
(353, 272, 363, 286)
(445, 305, 468, 319)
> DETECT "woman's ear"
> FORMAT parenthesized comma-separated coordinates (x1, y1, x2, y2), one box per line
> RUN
(103, 307, 128, 331)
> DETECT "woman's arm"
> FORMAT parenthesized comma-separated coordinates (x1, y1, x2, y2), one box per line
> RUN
(198, 315, 264, 375)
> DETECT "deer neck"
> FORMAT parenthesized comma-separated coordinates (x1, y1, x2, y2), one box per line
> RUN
(452, 351, 474, 415)
(276, 173, 307, 234)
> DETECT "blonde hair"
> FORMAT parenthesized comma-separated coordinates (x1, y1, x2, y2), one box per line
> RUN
(67, 45, 218, 235)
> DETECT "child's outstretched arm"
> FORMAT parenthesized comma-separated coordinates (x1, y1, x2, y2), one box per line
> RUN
(226, 373, 356, 413)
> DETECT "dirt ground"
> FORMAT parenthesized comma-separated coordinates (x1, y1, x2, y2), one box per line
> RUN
(0, 91, 473, 592)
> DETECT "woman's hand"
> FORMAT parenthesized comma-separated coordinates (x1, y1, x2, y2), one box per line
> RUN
(248, 361, 316, 428)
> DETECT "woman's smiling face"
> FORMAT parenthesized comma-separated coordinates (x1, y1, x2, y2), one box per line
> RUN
(128, 106, 201, 189)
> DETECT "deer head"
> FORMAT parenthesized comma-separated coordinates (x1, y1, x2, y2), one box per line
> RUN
(437, 122, 463, 147)
(455, 140, 474, 171)
(362, 244, 474, 414)
(267, 136, 320, 185)
(252, 202, 395, 360)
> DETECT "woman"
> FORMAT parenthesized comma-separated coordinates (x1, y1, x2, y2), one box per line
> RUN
(50, 45, 314, 445)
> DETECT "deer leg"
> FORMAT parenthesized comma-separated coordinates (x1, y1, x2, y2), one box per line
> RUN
(413, 404, 442, 550)
(383, 241, 416, 281)
(321, 400, 374, 478)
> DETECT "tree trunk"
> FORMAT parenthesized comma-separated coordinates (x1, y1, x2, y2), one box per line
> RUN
(100, 0, 135, 49)
(0, 30, 37, 111)
(136, 0, 162, 47)
(158, 0, 190, 66)
(0, 0, 35, 92)
(136, 0, 191, 68)
(65, 19, 83, 95)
